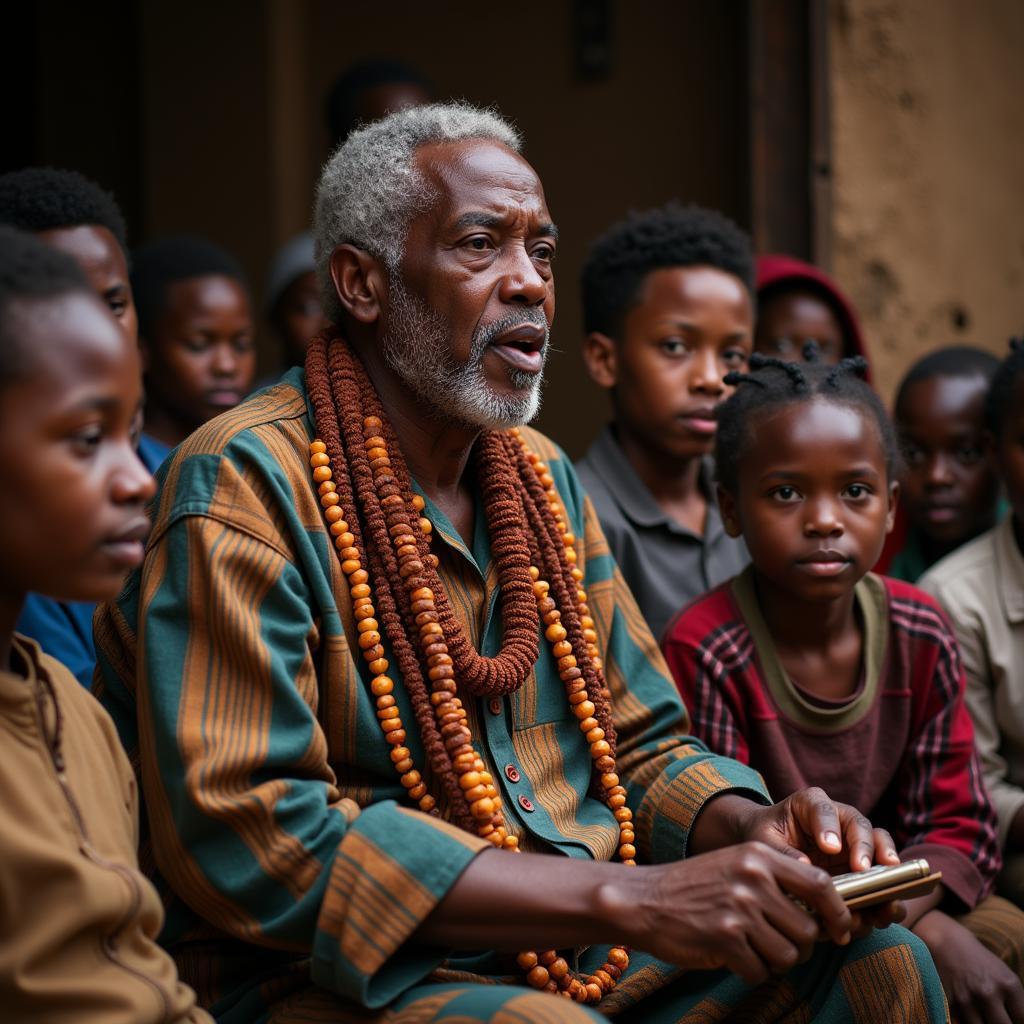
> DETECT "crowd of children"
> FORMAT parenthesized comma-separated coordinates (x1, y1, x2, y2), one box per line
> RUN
(1, 144, 1022, 1022)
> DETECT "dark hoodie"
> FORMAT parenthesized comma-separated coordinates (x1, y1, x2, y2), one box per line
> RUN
(755, 254, 872, 381)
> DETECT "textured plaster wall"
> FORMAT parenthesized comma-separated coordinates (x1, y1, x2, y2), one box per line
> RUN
(830, 0, 1024, 404)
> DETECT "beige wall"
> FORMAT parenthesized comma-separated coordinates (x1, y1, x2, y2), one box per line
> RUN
(830, 0, 1024, 405)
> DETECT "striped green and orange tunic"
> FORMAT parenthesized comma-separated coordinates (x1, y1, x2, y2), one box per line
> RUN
(95, 370, 947, 1023)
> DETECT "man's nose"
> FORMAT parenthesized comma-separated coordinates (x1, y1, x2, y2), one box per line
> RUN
(498, 246, 548, 306)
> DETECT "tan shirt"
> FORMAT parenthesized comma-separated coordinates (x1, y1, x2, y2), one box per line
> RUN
(920, 516, 1024, 847)
(0, 635, 210, 1023)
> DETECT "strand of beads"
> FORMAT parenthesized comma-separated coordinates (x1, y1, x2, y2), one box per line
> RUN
(309, 439, 436, 815)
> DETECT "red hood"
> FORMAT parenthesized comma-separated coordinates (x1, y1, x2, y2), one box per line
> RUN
(756, 254, 871, 381)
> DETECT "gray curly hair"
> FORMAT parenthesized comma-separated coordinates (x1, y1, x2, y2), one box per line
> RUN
(313, 101, 521, 323)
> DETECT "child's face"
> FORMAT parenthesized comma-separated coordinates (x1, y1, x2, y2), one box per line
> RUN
(0, 294, 155, 604)
(272, 271, 326, 367)
(896, 374, 998, 545)
(143, 274, 255, 434)
(37, 225, 138, 345)
(719, 398, 897, 603)
(995, 375, 1024, 529)
(754, 291, 845, 365)
(586, 266, 752, 461)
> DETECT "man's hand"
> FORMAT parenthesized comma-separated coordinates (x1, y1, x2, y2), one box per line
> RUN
(915, 910, 1024, 1024)
(619, 842, 852, 985)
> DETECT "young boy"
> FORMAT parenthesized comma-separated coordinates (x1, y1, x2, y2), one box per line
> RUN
(265, 232, 325, 376)
(755, 254, 872, 375)
(921, 339, 1024, 908)
(131, 235, 255, 449)
(0, 226, 209, 1021)
(0, 167, 164, 685)
(889, 345, 1001, 581)
(577, 203, 752, 639)
(664, 351, 1024, 1022)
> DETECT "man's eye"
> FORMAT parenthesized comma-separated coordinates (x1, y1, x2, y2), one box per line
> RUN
(532, 244, 555, 262)
(903, 445, 925, 467)
(466, 236, 492, 251)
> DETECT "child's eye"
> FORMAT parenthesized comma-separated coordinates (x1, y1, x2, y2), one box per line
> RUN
(844, 483, 872, 499)
(772, 485, 800, 502)
(902, 444, 925, 467)
(70, 425, 103, 456)
(186, 338, 210, 353)
(660, 338, 686, 356)
(722, 349, 748, 367)
(956, 446, 982, 466)
(233, 336, 254, 353)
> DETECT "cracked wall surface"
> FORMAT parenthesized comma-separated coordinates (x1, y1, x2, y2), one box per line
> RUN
(830, 0, 1024, 403)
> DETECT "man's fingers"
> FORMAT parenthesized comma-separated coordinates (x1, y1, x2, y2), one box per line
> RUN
(1006, 981, 1024, 1024)
(790, 788, 843, 858)
(757, 845, 852, 944)
(721, 937, 772, 988)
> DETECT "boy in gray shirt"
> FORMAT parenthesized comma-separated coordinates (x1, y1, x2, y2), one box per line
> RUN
(577, 203, 752, 638)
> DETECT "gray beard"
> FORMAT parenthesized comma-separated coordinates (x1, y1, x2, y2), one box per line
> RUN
(379, 276, 548, 431)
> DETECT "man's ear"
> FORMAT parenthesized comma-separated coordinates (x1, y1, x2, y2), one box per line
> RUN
(717, 484, 742, 538)
(885, 479, 900, 535)
(582, 332, 619, 390)
(329, 243, 386, 324)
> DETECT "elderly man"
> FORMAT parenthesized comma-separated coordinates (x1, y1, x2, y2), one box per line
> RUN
(96, 104, 946, 1023)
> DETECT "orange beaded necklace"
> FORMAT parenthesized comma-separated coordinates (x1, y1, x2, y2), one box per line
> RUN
(305, 333, 633, 1005)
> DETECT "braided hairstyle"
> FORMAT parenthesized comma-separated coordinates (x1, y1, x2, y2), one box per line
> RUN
(305, 331, 616, 835)
(715, 342, 900, 492)
(984, 336, 1024, 443)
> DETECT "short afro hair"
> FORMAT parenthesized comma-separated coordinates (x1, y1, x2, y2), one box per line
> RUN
(714, 348, 900, 493)
(325, 58, 432, 149)
(131, 235, 247, 340)
(0, 167, 128, 251)
(0, 225, 92, 386)
(984, 337, 1024, 442)
(894, 344, 999, 417)
(581, 202, 754, 337)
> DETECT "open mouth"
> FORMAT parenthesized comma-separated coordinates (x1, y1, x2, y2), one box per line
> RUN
(489, 324, 547, 373)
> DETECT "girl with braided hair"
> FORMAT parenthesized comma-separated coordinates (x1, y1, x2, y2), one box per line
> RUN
(665, 348, 1024, 1023)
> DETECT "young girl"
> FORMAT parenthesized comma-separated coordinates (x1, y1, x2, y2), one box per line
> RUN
(0, 227, 209, 1021)
(663, 351, 1024, 1024)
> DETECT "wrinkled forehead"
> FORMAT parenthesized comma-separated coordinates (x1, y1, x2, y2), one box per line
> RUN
(412, 139, 552, 233)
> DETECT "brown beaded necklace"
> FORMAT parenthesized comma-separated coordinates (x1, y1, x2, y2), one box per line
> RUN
(305, 331, 633, 1005)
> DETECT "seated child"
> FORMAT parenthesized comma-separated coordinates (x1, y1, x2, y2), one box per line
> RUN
(0, 167, 165, 685)
(131, 235, 255, 449)
(663, 350, 1024, 1021)
(264, 232, 326, 378)
(0, 226, 209, 1020)
(889, 345, 1001, 581)
(576, 203, 752, 639)
(755, 254, 871, 375)
(920, 339, 1024, 908)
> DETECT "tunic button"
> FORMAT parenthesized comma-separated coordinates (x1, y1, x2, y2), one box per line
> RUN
(504, 763, 521, 783)
(488, 697, 502, 715)
(518, 794, 534, 812)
